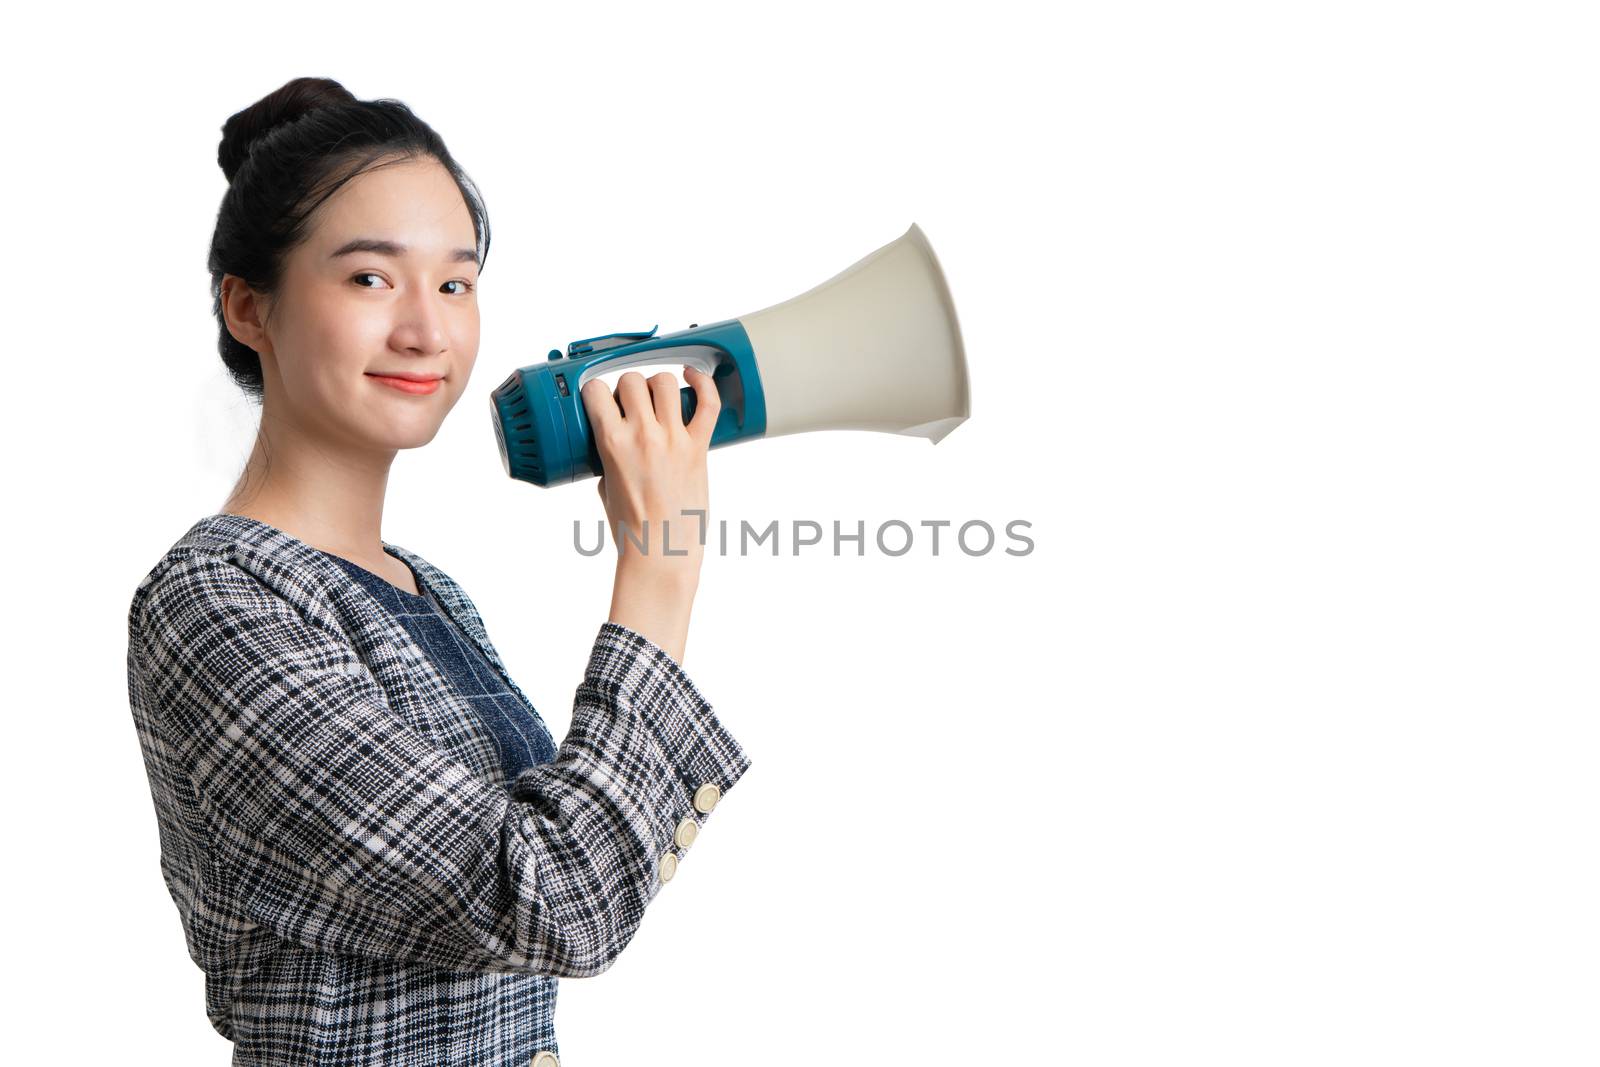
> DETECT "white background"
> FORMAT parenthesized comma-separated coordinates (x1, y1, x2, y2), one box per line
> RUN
(4, 1, 1596, 1063)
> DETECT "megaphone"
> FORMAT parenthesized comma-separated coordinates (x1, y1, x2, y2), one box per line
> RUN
(490, 222, 969, 487)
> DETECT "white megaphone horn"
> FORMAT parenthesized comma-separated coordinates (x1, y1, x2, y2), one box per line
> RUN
(491, 222, 971, 486)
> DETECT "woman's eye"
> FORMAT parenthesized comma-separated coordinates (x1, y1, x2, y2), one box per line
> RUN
(351, 273, 473, 294)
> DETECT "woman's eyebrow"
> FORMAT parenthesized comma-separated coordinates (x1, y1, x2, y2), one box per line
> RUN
(329, 237, 479, 264)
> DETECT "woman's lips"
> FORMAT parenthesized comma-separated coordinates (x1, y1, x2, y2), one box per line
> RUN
(367, 374, 442, 395)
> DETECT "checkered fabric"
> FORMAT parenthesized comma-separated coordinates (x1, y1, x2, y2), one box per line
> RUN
(125, 513, 752, 1065)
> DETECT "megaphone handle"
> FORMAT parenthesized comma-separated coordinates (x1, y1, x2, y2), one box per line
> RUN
(570, 322, 766, 480)
(581, 355, 751, 477)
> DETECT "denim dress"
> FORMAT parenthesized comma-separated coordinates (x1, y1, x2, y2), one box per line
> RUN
(316, 549, 559, 780)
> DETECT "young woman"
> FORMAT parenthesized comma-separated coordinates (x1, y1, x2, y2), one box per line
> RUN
(125, 76, 752, 1066)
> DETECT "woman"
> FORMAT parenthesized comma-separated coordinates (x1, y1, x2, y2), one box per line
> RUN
(125, 76, 752, 1066)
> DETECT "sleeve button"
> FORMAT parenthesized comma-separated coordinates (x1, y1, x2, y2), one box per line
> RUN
(674, 815, 699, 850)
(530, 1052, 559, 1067)
(693, 782, 721, 814)
(659, 850, 678, 883)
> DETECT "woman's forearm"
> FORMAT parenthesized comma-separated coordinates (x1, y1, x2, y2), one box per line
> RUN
(585, 364, 721, 669)
(607, 559, 699, 666)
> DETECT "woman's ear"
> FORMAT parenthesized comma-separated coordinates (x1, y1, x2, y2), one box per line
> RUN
(221, 275, 273, 357)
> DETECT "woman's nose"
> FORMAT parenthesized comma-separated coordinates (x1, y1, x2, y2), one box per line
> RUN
(392, 289, 450, 353)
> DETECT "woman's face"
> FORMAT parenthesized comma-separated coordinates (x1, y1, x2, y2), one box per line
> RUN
(251, 155, 481, 452)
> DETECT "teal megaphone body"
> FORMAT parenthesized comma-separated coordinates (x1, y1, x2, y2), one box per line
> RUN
(490, 222, 970, 487)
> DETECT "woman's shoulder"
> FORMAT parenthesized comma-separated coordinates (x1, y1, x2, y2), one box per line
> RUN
(128, 513, 344, 636)
(127, 513, 499, 657)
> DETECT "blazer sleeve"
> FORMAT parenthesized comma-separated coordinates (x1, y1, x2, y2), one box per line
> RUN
(133, 554, 752, 978)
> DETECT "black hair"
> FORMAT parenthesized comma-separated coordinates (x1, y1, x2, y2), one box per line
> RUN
(207, 76, 491, 403)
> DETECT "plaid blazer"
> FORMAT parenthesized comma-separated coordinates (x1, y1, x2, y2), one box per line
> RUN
(125, 514, 753, 1066)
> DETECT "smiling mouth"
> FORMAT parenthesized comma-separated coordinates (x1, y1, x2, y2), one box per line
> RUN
(368, 373, 444, 395)
(366, 372, 444, 382)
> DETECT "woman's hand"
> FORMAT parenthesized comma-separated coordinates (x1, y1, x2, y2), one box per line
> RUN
(581, 366, 721, 664)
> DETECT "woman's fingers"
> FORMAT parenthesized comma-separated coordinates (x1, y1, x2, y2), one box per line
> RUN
(614, 372, 654, 425)
(580, 377, 621, 439)
(647, 371, 683, 429)
(684, 366, 723, 447)
(582, 366, 720, 461)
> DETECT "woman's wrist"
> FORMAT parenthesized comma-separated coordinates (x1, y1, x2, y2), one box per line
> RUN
(608, 559, 699, 665)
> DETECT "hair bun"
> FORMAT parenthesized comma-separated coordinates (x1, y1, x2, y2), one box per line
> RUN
(218, 76, 359, 183)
